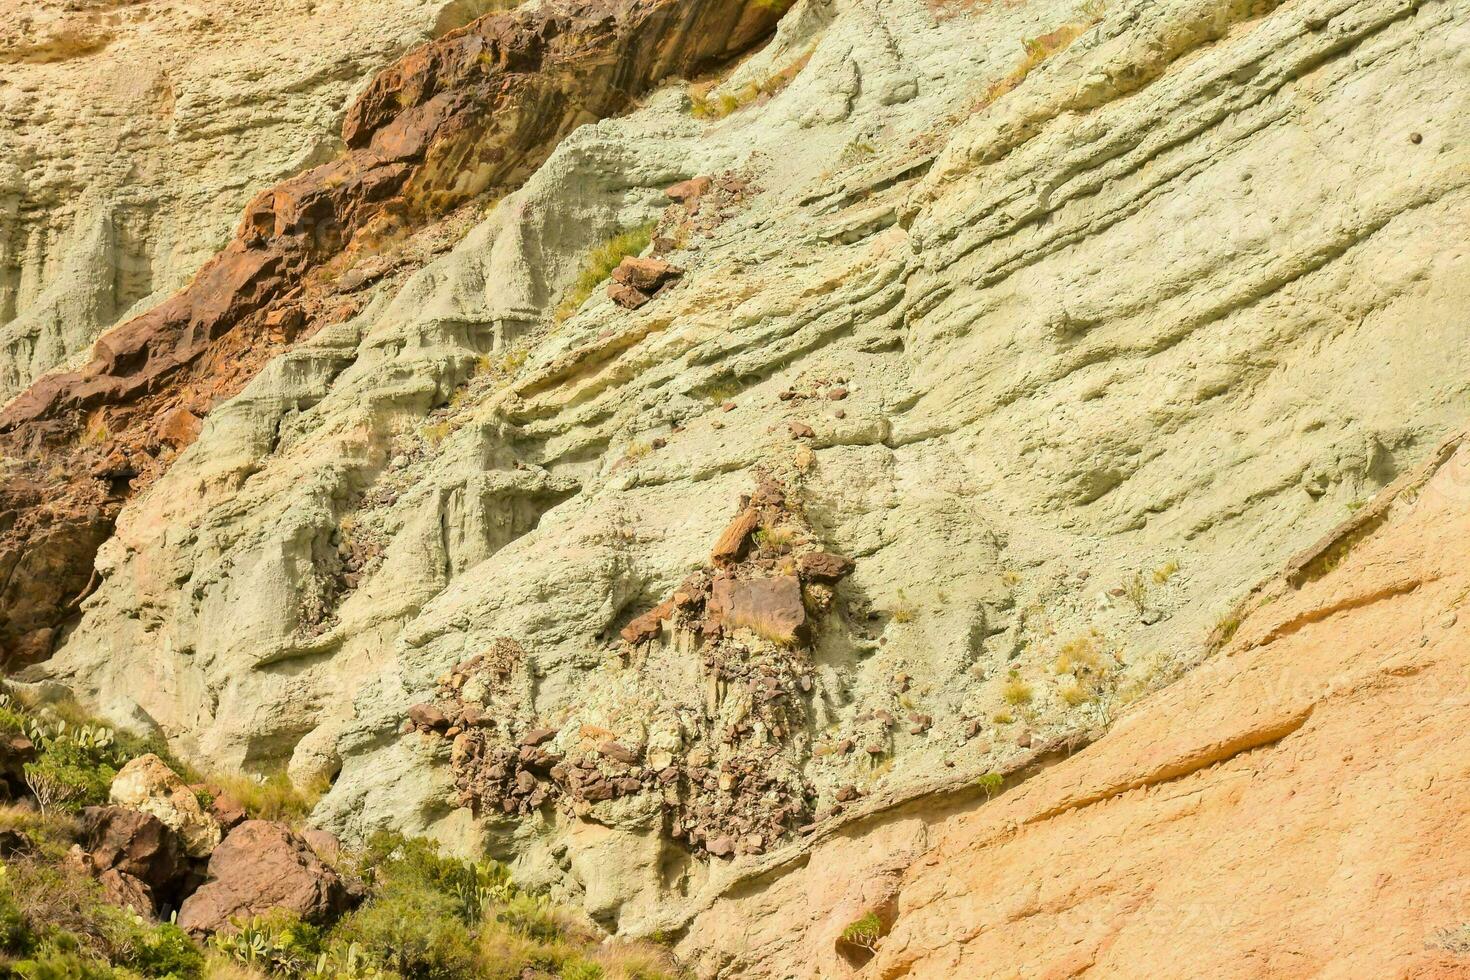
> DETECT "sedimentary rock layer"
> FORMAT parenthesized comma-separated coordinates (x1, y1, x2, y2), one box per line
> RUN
(0, 0, 790, 664)
(0, 0, 488, 400)
(16, 0, 1470, 955)
(862, 429, 1470, 978)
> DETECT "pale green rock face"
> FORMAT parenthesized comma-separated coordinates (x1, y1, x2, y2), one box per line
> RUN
(21, 0, 1470, 962)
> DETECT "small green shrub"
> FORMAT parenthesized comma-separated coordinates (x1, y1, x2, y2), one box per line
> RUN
(976, 772, 1004, 798)
(128, 921, 205, 978)
(333, 882, 477, 979)
(23, 740, 115, 815)
(839, 912, 883, 950)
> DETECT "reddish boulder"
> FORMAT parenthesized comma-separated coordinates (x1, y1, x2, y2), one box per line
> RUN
(666, 176, 712, 204)
(797, 551, 855, 583)
(177, 821, 355, 935)
(611, 256, 684, 294)
(708, 576, 807, 645)
(607, 280, 653, 310)
(81, 806, 188, 896)
(79, 806, 190, 917)
(98, 869, 157, 915)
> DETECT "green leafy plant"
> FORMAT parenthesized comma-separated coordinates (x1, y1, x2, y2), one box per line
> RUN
(839, 912, 883, 951)
(23, 739, 115, 815)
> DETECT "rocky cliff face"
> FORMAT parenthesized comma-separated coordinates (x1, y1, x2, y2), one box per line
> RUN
(0, 0, 513, 402)
(4, 0, 1468, 971)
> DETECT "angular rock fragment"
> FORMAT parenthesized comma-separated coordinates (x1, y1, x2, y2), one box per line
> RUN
(408, 703, 450, 731)
(797, 551, 855, 583)
(708, 575, 807, 645)
(611, 256, 685, 294)
(608, 281, 653, 309)
(711, 507, 761, 565)
(110, 755, 222, 858)
(598, 740, 639, 765)
(666, 176, 713, 204)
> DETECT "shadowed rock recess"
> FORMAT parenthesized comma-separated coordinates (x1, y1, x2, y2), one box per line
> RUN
(3, 0, 1469, 973)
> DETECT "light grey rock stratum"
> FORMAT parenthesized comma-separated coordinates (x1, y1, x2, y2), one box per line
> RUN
(27, 0, 1470, 966)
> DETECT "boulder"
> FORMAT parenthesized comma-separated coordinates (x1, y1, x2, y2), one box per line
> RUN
(610, 256, 683, 294)
(98, 869, 157, 916)
(177, 820, 355, 935)
(708, 576, 807, 645)
(110, 755, 222, 858)
(607, 280, 652, 310)
(797, 551, 855, 583)
(80, 805, 188, 894)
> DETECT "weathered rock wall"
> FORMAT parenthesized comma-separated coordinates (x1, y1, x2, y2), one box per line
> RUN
(0, 0, 793, 666)
(0, 0, 508, 401)
(859, 427, 1470, 979)
(9, 0, 1469, 962)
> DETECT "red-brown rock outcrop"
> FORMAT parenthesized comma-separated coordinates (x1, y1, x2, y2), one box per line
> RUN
(176, 820, 355, 936)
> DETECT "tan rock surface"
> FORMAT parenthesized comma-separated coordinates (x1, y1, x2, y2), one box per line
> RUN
(111, 753, 223, 858)
(862, 431, 1470, 978)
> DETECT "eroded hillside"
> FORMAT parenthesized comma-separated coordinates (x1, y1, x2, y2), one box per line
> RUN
(2, 0, 1467, 975)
